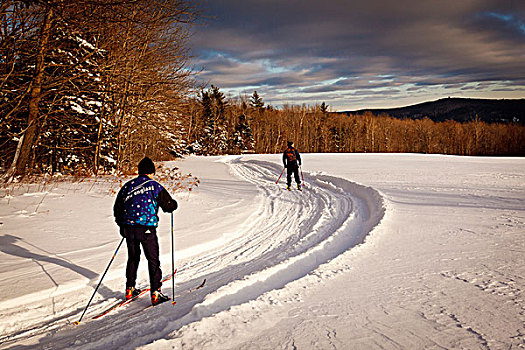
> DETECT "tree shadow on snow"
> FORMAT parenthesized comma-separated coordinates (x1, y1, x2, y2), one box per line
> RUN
(0, 234, 115, 299)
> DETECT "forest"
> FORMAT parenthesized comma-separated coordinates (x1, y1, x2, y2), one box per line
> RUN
(1, 0, 198, 179)
(1, 1, 524, 180)
(184, 89, 524, 157)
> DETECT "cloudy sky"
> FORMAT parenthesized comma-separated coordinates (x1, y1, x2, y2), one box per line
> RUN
(190, 0, 525, 111)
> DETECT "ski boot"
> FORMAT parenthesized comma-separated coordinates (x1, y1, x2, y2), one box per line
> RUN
(125, 286, 142, 300)
(297, 184, 302, 191)
(286, 185, 292, 191)
(151, 289, 170, 306)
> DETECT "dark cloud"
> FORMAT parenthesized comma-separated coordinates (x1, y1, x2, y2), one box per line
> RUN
(191, 0, 525, 110)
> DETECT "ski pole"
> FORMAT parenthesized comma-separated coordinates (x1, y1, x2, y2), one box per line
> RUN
(300, 165, 305, 187)
(74, 237, 125, 325)
(275, 167, 285, 184)
(171, 212, 176, 305)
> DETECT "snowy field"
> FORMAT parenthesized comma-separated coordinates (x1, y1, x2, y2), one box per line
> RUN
(0, 153, 524, 349)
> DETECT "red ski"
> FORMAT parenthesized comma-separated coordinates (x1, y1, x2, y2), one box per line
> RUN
(91, 269, 177, 320)
(128, 278, 206, 317)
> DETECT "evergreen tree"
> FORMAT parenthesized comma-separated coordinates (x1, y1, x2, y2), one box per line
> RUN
(231, 114, 255, 153)
(1, 4, 105, 176)
(38, 24, 105, 174)
(250, 91, 264, 110)
(196, 85, 228, 155)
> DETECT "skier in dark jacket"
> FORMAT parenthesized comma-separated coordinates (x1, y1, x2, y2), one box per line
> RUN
(283, 141, 302, 191)
(114, 157, 177, 306)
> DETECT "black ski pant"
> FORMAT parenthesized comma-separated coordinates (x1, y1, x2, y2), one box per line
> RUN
(121, 225, 162, 293)
(286, 162, 301, 186)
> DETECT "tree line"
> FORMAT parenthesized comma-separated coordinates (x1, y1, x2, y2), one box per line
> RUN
(183, 89, 524, 157)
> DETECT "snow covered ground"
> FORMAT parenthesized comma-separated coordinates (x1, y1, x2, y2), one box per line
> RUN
(0, 153, 523, 349)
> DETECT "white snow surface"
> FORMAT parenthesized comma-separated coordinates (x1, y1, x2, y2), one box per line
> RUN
(0, 154, 524, 349)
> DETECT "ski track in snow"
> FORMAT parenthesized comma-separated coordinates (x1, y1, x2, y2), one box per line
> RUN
(0, 158, 385, 349)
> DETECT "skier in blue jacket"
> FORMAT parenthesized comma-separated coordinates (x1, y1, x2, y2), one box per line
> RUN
(114, 157, 177, 306)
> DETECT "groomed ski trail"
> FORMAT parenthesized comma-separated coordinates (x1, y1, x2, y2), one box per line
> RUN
(1, 157, 385, 349)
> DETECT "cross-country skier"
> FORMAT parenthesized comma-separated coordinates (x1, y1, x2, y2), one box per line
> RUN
(113, 157, 177, 306)
(283, 141, 302, 191)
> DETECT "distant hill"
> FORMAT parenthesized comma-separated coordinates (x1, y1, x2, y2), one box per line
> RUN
(340, 97, 525, 124)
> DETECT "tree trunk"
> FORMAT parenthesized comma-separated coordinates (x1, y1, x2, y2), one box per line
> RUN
(2, 134, 24, 183)
(12, 6, 54, 177)
(93, 113, 104, 175)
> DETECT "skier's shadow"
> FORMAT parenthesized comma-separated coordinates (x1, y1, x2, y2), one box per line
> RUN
(0, 234, 114, 299)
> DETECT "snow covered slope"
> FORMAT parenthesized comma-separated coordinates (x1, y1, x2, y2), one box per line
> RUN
(0, 154, 523, 349)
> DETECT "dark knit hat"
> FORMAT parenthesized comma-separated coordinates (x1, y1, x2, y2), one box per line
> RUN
(287, 141, 293, 147)
(138, 157, 155, 175)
